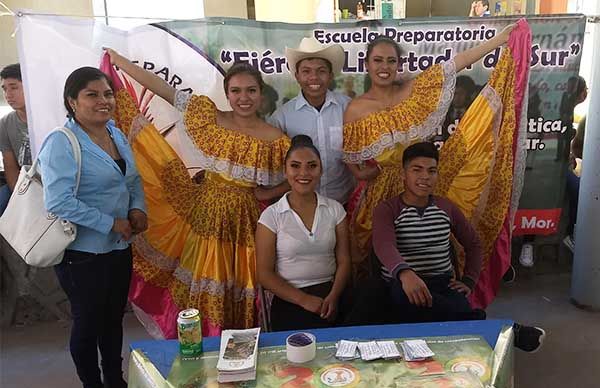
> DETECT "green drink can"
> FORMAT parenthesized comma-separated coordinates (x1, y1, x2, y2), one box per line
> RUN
(177, 308, 203, 357)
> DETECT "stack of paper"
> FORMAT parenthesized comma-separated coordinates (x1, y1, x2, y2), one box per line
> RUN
(400, 339, 435, 361)
(217, 328, 260, 383)
(335, 340, 402, 361)
(335, 340, 360, 361)
(376, 340, 403, 360)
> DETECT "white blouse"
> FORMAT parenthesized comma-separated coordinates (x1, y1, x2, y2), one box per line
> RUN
(258, 192, 346, 288)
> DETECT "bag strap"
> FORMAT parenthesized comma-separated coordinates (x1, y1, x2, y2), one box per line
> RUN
(27, 127, 82, 193)
(56, 127, 82, 193)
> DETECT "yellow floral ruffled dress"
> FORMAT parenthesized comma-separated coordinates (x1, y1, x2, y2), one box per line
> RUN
(343, 61, 456, 261)
(113, 87, 289, 338)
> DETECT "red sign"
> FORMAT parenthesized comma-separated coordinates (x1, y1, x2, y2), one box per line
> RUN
(512, 209, 562, 236)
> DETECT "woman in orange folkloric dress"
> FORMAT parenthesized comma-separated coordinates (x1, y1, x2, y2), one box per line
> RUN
(104, 50, 290, 338)
(343, 22, 529, 309)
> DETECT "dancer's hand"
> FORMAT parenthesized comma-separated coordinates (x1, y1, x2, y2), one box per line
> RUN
(254, 186, 271, 202)
(449, 279, 472, 296)
(112, 218, 133, 241)
(103, 47, 126, 67)
(128, 209, 148, 234)
(399, 270, 432, 307)
(498, 23, 517, 44)
(361, 163, 381, 181)
(320, 293, 339, 321)
(192, 170, 205, 184)
(301, 294, 324, 315)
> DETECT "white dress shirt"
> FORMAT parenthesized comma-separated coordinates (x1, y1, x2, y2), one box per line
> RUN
(258, 192, 346, 288)
(268, 90, 355, 204)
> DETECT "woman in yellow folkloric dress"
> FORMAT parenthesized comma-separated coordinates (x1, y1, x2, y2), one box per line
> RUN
(343, 25, 517, 272)
(104, 50, 290, 338)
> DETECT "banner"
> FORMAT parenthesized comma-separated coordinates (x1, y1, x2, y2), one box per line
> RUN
(16, 13, 585, 235)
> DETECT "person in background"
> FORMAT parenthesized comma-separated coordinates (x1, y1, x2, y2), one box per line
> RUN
(443, 75, 478, 132)
(256, 135, 351, 331)
(0, 63, 33, 329)
(269, 37, 355, 205)
(469, 0, 491, 17)
(0, 64, 31, 214)
(343, 75, 357, 99)
(258, 83, 279, 119)
(557, 76, 587, 161)
(520, 76, 587, 267)
(564, 116, 586, 253)
(38, 67, 147, 388)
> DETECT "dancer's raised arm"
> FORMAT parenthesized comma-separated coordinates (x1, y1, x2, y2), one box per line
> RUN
(104, 48, 176, 106)
(453, 24, 515, 72)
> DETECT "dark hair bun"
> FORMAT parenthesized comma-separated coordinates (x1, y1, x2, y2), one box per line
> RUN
(291, 134, 314, 147)
(285, 134, 321, 164)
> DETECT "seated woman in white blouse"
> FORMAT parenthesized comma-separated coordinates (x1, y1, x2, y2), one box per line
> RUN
(256, 135, 351, 331)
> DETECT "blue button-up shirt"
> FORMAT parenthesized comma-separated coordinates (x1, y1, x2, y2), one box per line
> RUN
(268, 90, 355, 204)
(38, 118, 146, 254)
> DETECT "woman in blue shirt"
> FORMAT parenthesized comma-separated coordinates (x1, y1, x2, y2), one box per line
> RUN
(38, 67, 146, 388)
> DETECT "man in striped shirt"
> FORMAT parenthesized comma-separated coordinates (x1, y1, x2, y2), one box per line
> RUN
(372, 142, 483, 322)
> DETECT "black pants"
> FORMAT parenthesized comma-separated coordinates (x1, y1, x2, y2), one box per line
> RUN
(388, 275, 480, 323)
(566, 169, 580, 237)
(55, 247, 132, 388)
(270, 282, 350, 332)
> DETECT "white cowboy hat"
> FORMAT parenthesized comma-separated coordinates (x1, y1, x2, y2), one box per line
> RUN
(285, 37, 345, 75)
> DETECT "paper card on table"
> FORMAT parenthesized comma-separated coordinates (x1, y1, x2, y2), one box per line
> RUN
(401, 339, 435, 361)
(376, 340, 402, 360)
(358, 341, 384, 361)
(335, 340, 359, 360)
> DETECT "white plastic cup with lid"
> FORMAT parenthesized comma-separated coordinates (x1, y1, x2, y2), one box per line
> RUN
(286, 332, 316, 363)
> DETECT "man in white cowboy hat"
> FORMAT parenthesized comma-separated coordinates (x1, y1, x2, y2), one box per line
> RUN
(268, 37, 355, 204)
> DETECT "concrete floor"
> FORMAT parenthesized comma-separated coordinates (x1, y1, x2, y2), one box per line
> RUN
(487, 272, 600, 388)
(1, 271, 599, 388)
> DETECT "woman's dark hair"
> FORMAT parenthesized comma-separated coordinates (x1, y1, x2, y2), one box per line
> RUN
(573, 75, 587, 99)
(259, 83, 279, 118)
(284, 135, 321, 164)
(402, 142, 439, 167)
(63, 67, 113, 118)
(366, 35, 404, 62)
(223, 62, 265, 95)
(456, 75, 477, 95)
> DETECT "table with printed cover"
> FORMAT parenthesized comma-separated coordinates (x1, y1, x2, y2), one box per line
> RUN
(128, 320, 514, 388)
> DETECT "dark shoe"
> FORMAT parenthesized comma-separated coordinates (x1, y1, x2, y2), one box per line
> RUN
(502, 265, 516, 283)
(471, 308, 487, 320)
(103, 376, 127, 388)
(514, 323, 546, 353)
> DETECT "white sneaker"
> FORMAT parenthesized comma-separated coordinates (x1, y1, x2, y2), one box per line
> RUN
(519, 243, 534, 267)
(563, 235, 575, 253)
